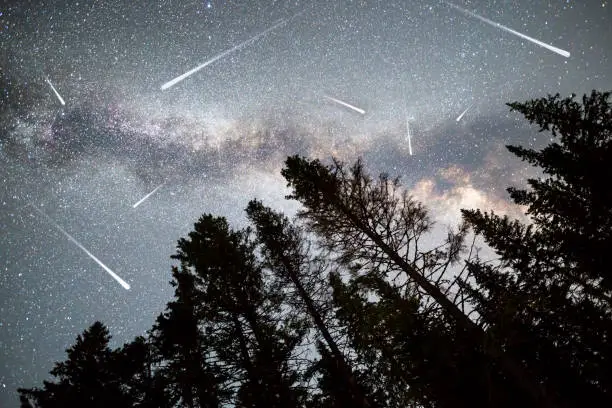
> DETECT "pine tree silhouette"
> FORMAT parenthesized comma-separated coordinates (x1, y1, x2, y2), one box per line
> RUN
(18, 322, 134, 407)
(280, 156, 558, 407)
(171, 214, 306, 407)
(150, 265, 227, 408)
(461, 90, 612, 406)
(246, 200, 374, 408)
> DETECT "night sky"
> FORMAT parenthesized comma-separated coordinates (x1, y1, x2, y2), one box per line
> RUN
(1, 0, 610, 404)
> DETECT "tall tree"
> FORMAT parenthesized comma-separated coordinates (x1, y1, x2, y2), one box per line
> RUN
(18, 322, 135, 408)
(461, 90, 612, 405)
(172, 214, 307, 408)
(113, 335, 175, 408)
(149, 265, 228, 408)
(280, 155, 559, 407)
(246, 200, 375, 408)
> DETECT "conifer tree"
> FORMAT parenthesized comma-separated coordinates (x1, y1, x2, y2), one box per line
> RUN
(280, 155, 559, 407)
(461, 90, 612, 405)
(171, 214, 307, 408)
(149, 265, 227, 408)
(246, 200, 374, 408)
(18, 322, 135, 408)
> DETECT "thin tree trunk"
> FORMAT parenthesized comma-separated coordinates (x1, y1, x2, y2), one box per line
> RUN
(332, 197, 561, 408)
(232, 314, 254, 378)
(276, 252, 372, 408)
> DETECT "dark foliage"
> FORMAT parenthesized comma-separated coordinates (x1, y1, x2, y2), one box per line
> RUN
(18, 322, 158, 408)
(461, 90, 612, 406)
(19, 91, 612, 408)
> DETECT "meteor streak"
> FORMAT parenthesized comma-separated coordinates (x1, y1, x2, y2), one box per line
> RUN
(456, 104, 473, 122)
(161, 17, 289, 90)
(45, 78, 66, 105)
(324, 95, 366, 115)
(132, 183, 165, 208)
(406, 119, 413, 156)
(28, 204, 131, 290)
(403, 98, 413, 155)
(443, 1, 570, 58)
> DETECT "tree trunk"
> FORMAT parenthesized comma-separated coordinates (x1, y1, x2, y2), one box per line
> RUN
(330, 196, 561, 408)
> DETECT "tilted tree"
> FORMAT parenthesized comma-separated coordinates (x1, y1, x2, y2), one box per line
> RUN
(245, 199, 504, 407)
(171, 214, 308, 408)
(246, 199, 375, 408)
(280, 155, 562, 407)
(461, 90, 612, 405)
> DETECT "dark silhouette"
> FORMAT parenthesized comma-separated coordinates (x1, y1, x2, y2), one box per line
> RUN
(246, 200, 374, 408)
(149, 265, 226, 408)
(17, 322, 151, 408)
(18, 91, 612, 408)
(170, 215, 307, 407)
(461, 90, 612, 406)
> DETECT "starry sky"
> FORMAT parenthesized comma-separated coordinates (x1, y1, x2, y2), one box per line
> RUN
(0, 0, 610, 404)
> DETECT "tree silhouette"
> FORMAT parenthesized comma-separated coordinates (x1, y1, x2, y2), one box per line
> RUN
(461, 90, 612, 405)
(280, 155, 563, 407)
(18, 322, 135, 408)
(171, 214, 307, 408)
(149, 265, 227, 408)
(246, 200, 374, 408)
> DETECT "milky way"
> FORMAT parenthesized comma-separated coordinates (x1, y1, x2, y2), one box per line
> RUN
(1, 0, 610, 404)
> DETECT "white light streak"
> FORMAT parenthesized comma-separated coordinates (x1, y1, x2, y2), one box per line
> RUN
(161, 18, 289, 90)
(132, 183, 165, 208)
(403, 97, 413, 155)
(406, 119, 413, 156)
(45, 78, 66, 106)
(28, 204, 131, 290)
(324, 95, 366, 115)
(444, 1, 570, 58)
(456, 104, 473, 122)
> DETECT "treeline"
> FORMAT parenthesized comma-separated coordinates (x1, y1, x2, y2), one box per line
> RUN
(18, 91, 612, 408)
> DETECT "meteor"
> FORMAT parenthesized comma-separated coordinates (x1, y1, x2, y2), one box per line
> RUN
(403, 98, 413, 155)
(28, 204, 131, 290)
(132, 183, 165, 208)
(456, 104, 473, 122)
(324, 95, 366, 115)
(45, 78, 66, 106)
(161, 17, 290, 90)
(406, 119, 413, 156)
(443, 1, 570, 58)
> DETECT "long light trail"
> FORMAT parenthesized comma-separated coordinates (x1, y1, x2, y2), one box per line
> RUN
(45, 78, 66, 105)
(456, 104, 473, 122)
(161, 17, 291, 90)
(443, 1, 570, 58)
(403, 97, 413, 155)
(132, 183, 165, 208)
(406, 119, 413, 155)
(28, 204, 131, 290)
(324, 95, 366, 115)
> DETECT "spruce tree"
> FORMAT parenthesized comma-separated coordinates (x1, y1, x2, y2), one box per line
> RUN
(171, 214, 307, 408)
(246, 200, 375, 408)
(461, 90, 612, 405)
(281, 155, 559, 407)
(18, 322, 134, 408)
(149, 265, 227, 408)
